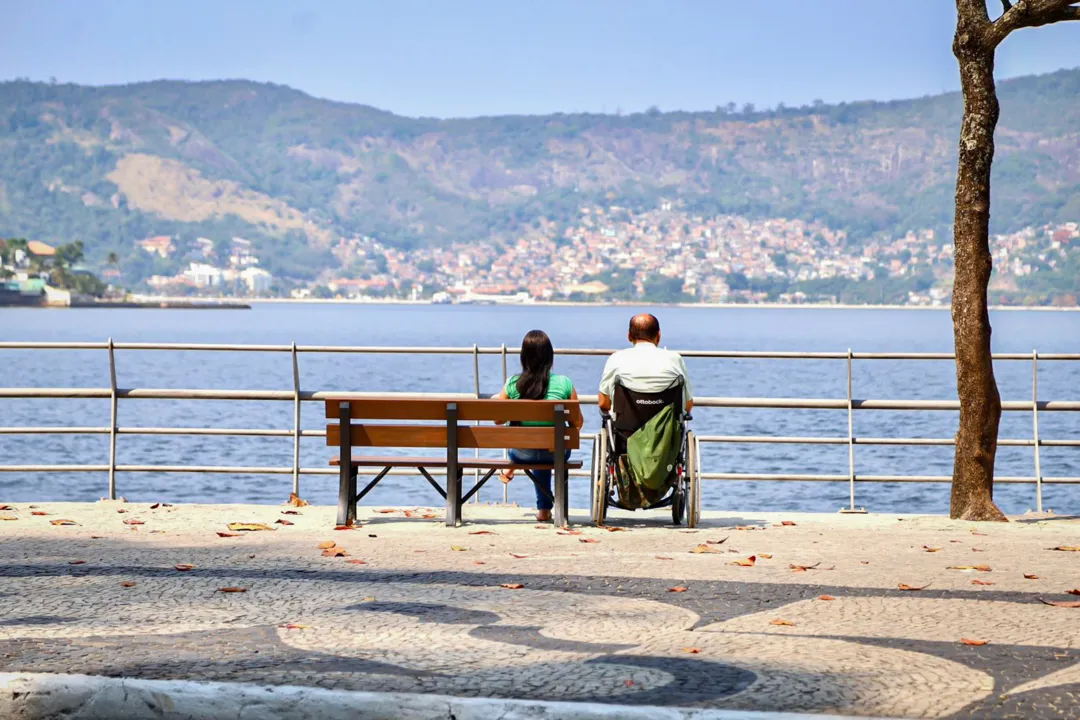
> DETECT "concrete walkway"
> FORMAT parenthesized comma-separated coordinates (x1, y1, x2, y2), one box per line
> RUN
(0, 501, 1077, 718)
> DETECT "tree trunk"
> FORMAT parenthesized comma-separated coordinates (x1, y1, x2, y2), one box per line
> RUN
(949, 22, 1007, 522)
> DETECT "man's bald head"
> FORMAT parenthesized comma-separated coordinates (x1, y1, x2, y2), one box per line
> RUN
(628, 313, 661, 344)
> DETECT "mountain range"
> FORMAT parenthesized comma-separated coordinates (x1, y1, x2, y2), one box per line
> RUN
(1, 68, 1078, 280)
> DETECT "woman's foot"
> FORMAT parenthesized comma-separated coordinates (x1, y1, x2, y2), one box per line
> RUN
(535, 509, 552, 522)
(500, 470, 515, 484)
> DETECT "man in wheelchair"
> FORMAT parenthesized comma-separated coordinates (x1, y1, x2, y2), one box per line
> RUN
(594, 314, 699, 526)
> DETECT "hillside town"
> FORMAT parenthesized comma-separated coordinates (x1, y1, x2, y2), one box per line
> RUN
(319, 206, 1078, 306)
(8, 206, 1076, 307)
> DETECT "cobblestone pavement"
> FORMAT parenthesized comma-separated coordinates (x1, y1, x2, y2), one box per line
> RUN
(0, 501, 1078, 718)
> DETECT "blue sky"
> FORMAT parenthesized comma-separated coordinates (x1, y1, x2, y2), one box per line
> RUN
(1, 0, 1077, 118)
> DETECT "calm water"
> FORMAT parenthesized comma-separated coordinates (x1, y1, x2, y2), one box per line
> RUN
(2, 304, 1078, 515)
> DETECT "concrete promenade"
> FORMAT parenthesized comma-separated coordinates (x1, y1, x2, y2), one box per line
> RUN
(0, 501, 1077, 718)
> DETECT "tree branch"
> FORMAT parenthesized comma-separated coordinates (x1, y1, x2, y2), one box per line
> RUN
(989, 0, 1080, 45)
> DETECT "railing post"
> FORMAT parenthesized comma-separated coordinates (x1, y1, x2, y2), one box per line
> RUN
(107, 337, 118, 500)
(1032, 348, 1043, 513)
(840, 348, 865, 513)
(472, 343, 481, 503)
(501, 342, 508, 504)
(291, 342, 301, 498)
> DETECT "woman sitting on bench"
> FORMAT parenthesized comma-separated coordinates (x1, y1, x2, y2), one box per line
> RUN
(494, 329, 583, 522)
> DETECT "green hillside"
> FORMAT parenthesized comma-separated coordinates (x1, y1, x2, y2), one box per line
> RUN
(1, 69, 1078, 279)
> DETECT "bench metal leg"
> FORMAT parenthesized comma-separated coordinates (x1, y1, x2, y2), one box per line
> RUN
(446, 468, 462, 527)
(336, 402, 353, 527)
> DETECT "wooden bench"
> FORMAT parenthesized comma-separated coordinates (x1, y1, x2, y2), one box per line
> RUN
(325, 397, 583, 527)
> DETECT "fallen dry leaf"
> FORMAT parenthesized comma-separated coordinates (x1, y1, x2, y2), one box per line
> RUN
(603, 526, 627, 532)
(947, 565, 992, 572)
(971, 579, 995, 586)
(450, 545, 467, 552)
(279, 623, 311, 630)
(1050, 546, 1080, 552)
(346, 559, 367, 565)
(226, 523, 274, 532)
(557, 530, 583, 536)
(1041, 599, 1080, 608)
(690, 544, 720, 554)
(655, 556, 673, 560)
(30, 511, 49, 516)
(579, 538, 599, 544)
(923, 546, 942, 553)
(729, 556, 757, 567)
(0, 505, 10, 510)
(116, 509, 128, 513)
(287, 493, 309, 507)
(706, 537, 729, 545)
(321, 547, 349, 557)
(469, 530, 495, 535)
(770, 619, 795, 626)
(217, 587, 247, 593)
(759, 553, 773, 559)
(275, 519, 294, 526)
(281, 510, 301, 516)
(317, 541, 336, 549)
(970, 531, 987, 536)
(377, 509, 397, 514)
(683, 647, 701, 654)
(789, 562, 821, 572)
(150, 503, 160, 509)
(123, 519, 144, 526)
(473, 561, 486, 565)
(120, 581, 136, 588)
(422, 514, 438, 519)
(818, 595, 836, 601)
(216, 532, 240, 538)
(509, 553, 529, 558)
(500, 583, 524, 590)
(781, 520, 797, 526)
(667, 586, 689, 593)
(174, 564, 196, 571)
(0, 514, 17, 521)
(68, 560, 86, 565)
(898, 583, 930, 591)
(961, 638, 988, 646)
(1024, 573, 1040, 580)
(1066, 589, 1080, 596)
(49, 519, 77, 526)
(534, 525, 551, 530)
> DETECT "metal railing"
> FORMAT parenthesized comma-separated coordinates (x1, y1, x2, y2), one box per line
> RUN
(1, 341, 1079, 512)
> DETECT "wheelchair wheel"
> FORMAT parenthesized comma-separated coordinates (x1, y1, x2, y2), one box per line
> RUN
(593, 426, 610, 526)
(687, 431, 700, 528)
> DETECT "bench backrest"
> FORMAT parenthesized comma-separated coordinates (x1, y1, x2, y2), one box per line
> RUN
(324, 398, 581, 451)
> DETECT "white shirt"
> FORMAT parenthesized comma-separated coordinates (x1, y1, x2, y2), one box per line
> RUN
(599, 342, 693, 407)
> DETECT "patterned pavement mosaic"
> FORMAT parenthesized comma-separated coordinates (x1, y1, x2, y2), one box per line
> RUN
(0, 501, 1078, 718)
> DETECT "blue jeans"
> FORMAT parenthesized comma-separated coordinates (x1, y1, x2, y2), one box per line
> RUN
(508, 448, 572, 511)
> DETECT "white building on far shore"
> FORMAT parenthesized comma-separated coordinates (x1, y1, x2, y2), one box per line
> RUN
(240, 267, 273, 294)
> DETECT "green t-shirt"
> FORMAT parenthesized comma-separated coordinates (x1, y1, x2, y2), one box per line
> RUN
(505, 373, 575, 426)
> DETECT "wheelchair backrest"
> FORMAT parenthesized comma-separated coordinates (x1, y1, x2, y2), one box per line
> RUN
(612, 381, 683, 436)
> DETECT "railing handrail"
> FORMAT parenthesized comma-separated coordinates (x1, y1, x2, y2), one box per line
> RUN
(2, 340, 1079, 361)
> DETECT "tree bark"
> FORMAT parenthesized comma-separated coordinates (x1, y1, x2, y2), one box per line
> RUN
(950, 10, 1007, 522)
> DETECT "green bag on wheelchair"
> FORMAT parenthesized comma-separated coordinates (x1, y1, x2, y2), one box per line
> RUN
(625, 403, 680, 491)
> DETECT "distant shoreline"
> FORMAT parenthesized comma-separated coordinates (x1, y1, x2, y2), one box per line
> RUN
(123, 296, 1080, 312)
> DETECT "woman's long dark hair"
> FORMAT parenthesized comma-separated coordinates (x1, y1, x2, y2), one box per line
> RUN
(515, 330, 554, 400)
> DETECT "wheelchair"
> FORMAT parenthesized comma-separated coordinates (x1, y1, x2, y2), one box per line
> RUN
(591, 381, 700, 527)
